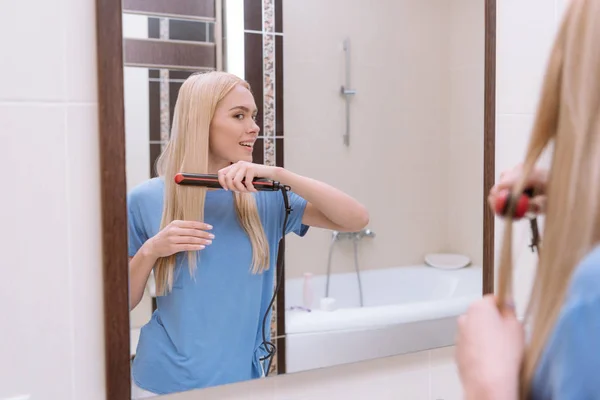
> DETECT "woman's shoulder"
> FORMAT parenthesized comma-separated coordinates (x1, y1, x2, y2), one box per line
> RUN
(566, 245, 600, 303)
(127, 178, 165, 218)
(128, 177, 164, 202)
(530, 246, 600, 400)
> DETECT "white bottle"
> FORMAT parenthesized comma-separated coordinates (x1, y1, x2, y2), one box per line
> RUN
(303, 272, 314, 310)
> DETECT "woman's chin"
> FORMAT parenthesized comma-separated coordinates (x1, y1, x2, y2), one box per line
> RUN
(236, 153, 254, 163)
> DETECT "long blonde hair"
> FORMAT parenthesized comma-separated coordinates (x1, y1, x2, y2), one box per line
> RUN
(153, 71, 269, 296)
(495, 0, 600, 397)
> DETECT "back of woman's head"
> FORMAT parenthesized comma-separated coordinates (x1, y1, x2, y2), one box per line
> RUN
(152, 71, 268, 296)
(495, 0, 600, 397)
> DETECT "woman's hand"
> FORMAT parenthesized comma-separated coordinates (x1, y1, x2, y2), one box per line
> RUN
(489, 164, 548, 215)
(217, 161, 279, 192)
(456, 295, 524, 400)
(144, 220, 214, 258)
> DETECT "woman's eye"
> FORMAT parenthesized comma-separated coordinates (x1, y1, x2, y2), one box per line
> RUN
(235, 114, 244, 120)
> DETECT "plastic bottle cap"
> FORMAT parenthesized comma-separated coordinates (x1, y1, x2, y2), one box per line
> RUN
(320, 297, 337, 311)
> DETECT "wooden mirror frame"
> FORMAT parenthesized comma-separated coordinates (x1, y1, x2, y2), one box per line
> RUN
(95, 1, 496, 398)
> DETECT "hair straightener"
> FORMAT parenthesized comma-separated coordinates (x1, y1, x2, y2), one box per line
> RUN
(175, 172, 284, 191)
(494, 188, 540, 253)
(174, 172, 291, 376)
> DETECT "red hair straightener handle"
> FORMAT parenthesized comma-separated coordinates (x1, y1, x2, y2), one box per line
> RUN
(174, 172, 284, 191)
(494, 188, 540, 253)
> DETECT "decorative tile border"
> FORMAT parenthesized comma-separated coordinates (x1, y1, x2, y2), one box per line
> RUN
(262, 0, 279, 375)
(268, 300, 278, 375)
(263, 0, 275, 33)
(159, 18, 170, 147)
(262, 0, 276, 167)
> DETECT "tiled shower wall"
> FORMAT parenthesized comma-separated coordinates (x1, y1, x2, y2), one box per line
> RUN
(282, 0, 485, 280)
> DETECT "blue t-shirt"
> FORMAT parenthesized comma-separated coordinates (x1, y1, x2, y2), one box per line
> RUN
(530, 245, 600, 399)
(127, 177, 309, 395)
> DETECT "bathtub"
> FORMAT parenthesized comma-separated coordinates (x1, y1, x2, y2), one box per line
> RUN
(283, 264, 482, 373)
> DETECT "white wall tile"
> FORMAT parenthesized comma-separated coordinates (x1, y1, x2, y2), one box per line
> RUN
(0, 0, 105, 399)
(497, 0, 556, 115)
(446, 62, 484, 265)
(65, 0, 98, 102)
(495, 114, 534, 178)
(448, 0, 485, 70)
(64, 105, 105, 399)
(0, 104, 72, 399)
(0, 1, 67, 102)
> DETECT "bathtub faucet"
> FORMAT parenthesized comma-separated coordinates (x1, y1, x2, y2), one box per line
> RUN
(332, 228, 376, 241)
(326, 228, 375, 307)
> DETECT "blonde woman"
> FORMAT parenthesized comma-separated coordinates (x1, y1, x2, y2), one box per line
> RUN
(127, 71, 369, 397)
(456, 0, 600, 399)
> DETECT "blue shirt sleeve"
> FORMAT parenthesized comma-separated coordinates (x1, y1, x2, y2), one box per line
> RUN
(281, 191, 310, 237)
(127, 191, 148, 257)
(544, 296, 600, 399)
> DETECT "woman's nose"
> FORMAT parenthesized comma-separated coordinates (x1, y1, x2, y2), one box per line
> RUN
(251, 119, 260, 134)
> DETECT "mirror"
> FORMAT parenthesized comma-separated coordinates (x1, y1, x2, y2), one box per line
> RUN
(102, 0, 493, 397)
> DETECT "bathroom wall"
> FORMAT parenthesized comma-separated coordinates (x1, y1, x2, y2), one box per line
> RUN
(445, 0, 485, 270)
(123, 14, 151, 193)
(0, 0, 106, 399)
(495, 0, 570, 318)
(283, 0, 484, 279)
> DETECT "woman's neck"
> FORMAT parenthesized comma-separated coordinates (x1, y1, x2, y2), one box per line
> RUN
(207, 159, 230, 175)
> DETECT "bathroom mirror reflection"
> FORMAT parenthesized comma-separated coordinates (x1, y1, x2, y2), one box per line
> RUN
(118, 0, 490, 398)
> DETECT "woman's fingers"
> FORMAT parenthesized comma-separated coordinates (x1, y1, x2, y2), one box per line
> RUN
(221, 165, 238, 191)
(172, 235, 213, 246)
(529, 195, 546, 214)
(173, 227, 214, 239)
(172, 220, 212, 231)
(218, 168, 229, 190)
(487, 188, 547, 215)
(232, 167, 249, 192)
(244, 168, 257, 192)
(493, 165, 548, 195)
(177, 244, 206, 252)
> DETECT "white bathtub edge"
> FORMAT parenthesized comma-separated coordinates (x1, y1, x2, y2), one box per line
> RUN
(285, 295, 480, 335)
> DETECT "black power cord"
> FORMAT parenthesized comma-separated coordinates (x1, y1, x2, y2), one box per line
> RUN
(259, 185, 292, 376)
(523, 188, 541, 253)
